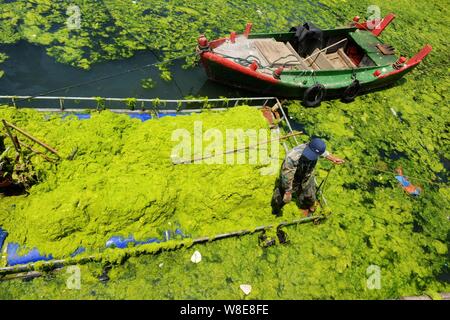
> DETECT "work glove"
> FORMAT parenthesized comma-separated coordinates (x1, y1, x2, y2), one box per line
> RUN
(283, 191, 292, 203)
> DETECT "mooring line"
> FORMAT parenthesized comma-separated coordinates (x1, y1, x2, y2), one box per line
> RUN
(6, 52, 198, 107)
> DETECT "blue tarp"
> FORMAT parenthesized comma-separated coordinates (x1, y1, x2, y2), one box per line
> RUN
(73, 114, 91, 120)
(106, 228, 190, 249)
(70, 247, 86, 257)
(62, 113, 91, 120)
(128, 113, 152, 121)
(4, 227, 189, 266)
(106, 235, 160, 249)
(6, 243, 53, 266)
(157, 113, 179, 118)
(0, 228, 7, 252)
(62, 112, 182, 122)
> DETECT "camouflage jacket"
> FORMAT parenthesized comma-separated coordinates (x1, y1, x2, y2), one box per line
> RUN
(280, 144, 329, 192)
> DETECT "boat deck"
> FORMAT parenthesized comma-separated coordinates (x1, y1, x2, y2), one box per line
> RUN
(213, 35, 359, 72)
(349, 30, 397, 66)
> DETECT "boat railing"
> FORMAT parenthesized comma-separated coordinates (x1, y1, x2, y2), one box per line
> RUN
(0, 95, 280, 114)
(0, 95, 300, 146)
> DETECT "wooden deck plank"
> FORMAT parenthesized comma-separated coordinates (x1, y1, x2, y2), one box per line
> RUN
(254, 39, 301, 66)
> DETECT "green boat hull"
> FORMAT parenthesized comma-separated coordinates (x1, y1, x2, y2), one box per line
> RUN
(202, 55, 419, 99)
(199, 15, 431, 102)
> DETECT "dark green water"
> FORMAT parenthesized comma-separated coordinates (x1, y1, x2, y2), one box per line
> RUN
(0, 41, 255, 107)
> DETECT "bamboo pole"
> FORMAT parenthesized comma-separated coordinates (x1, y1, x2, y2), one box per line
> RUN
(176, 131, 302, 165)
(18, 141, 56, 163)
(0, 215, 324, 277)
(1, 120, 20, 154)
(2, 120, 60, 158)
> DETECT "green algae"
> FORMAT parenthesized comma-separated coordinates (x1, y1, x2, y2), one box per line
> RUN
(0, 227, 448, 299)
(0, 0, 449, 301)
(0, 0, 343, 75)
(0, 105, 295, 258)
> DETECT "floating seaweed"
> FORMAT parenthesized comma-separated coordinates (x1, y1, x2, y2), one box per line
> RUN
(0, 0, 448, 300)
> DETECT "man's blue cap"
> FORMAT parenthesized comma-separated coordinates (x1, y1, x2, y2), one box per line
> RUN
(303, 138, 326, 161)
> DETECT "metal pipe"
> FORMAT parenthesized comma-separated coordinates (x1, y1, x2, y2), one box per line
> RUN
(0, 96, 277, 103)
(30, 108, 231, 113)
(276, 99, 299, 145)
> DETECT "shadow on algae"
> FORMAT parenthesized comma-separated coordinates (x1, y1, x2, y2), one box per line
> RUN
(0, 0, 449, 299)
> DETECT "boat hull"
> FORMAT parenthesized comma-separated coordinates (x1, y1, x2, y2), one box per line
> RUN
(198, 16, 431, 101)
(201, 53, 419, 99)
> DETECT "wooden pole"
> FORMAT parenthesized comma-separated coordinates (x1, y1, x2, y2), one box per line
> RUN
(176, 131, 302, 165)
(1, 120, 20, 154)
(18, 141, 56, 163)
(2, 120, 60, 158)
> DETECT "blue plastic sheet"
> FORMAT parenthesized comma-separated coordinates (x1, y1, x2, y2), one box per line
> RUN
(105, 235, 160, 249)
(6, 243, 53, 266)
(60, 111, 188, 122)
(175, 228, 188, 237)
(73, 114, 92, 120)
(4, 227, 190, 265)
(128, 113, 152, 121)
(62, 113, 91, 120)
(70, 247, 86, 257)
(157, 113, 179, 118)
(0, 227, 7, 252)
(106, 228, 190, 249)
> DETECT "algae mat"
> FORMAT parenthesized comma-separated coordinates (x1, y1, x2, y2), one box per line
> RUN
(0, 0, 449, 300)
(0, 106, 297, 258)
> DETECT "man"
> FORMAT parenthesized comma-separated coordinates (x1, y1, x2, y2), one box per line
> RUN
(272, 137, 344, 216)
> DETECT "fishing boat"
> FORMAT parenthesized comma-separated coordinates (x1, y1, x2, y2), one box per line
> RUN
(196, 13, 432, 106)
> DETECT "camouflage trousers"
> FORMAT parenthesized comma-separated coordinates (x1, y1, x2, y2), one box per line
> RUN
(271, 175, 316, 215)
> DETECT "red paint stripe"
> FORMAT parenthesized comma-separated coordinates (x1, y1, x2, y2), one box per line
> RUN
(377, 65, 414, 79)
(407, 44, 432, 65)
(202, 52, 280, 84)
